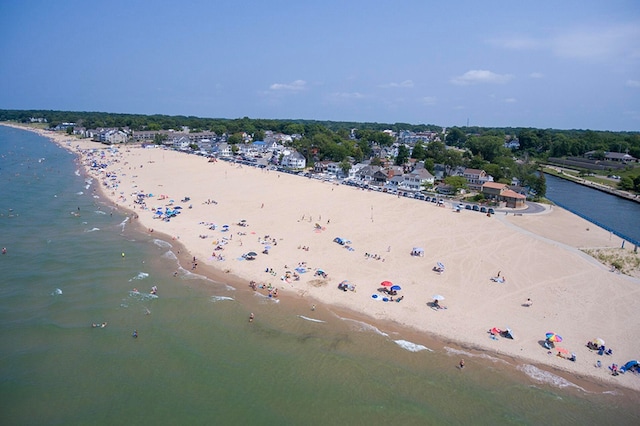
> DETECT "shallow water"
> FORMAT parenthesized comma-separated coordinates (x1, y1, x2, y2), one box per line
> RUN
(1, 125, 639, 425)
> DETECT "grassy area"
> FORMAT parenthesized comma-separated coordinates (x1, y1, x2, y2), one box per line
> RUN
(582, 247, 640, 278)
(542, 166, 625, 191)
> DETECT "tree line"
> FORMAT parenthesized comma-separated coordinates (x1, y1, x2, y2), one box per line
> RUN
(2, 109, 638, 195)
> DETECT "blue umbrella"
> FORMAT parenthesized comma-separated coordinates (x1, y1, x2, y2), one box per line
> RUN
(390, 285, 402, 291)
(437, 262, 445, 269)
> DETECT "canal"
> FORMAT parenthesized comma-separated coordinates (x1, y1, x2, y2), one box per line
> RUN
(544, 173, 640, 245)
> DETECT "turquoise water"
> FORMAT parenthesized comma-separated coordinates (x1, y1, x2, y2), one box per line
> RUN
(1, 125, 639, 425)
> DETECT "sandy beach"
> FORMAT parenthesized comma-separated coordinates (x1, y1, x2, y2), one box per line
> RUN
(7, 124, 640, 392)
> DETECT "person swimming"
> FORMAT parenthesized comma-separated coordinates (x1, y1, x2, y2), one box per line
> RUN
(132, 330, 138, 338)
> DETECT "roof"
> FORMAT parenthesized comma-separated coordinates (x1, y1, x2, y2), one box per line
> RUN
(501, 189, 526, 199)
(464, 168, 485, 175)
(482, 182, 508, 190)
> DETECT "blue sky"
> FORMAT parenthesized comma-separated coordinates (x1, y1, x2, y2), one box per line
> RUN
(1, 1, 638, 131)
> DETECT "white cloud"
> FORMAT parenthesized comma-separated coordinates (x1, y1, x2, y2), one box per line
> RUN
(550, 25, 640, 60)
(626, 79, 640, 88)
(268, 79, 307, 92)
(329, 92, 365, 99)
(450, 70, 513, 85)
(421, 96, 437, 106)
(380, 80, 414, 88)
(529, 72, 544, 79)
(490, 23, 640, 61)
(504, 98, 517, 103)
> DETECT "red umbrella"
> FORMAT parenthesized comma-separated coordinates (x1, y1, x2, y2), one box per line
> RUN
(381, 281, 393, 287)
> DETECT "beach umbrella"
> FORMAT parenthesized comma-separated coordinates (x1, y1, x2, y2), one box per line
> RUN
(381, 281, 393, 287)
(437, 262, 445, 269)
(592, 338, 605, 347)
(390, 285, 402, 291)
(432, 294, 445, 301)
(246, 252, 257, 257)
(545, 332, 563, 343)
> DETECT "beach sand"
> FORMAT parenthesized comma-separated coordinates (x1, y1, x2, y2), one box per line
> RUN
(7, 124, 640, 392)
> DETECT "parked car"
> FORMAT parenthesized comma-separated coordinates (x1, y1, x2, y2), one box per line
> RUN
(480, 207, 487, 213)
(488, 208, 495, 214)
(465, 205, 472, 210)
(472, 205, 480, 211)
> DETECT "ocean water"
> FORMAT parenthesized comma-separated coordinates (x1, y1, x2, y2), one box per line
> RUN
(1, 125, 639, 425)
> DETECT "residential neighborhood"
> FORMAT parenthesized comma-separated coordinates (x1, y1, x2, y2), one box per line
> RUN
(46, 121, 554, 209)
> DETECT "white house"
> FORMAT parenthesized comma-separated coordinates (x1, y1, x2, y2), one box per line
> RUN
(281, 151, 306, 169)
(213, 142, 232, 157)
(402, 168, 435, 191)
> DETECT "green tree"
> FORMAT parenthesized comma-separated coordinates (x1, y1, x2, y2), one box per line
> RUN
(411, 143, 426, 160)
(227, 133, 243, 145)
(284, 123, 305, 135)
(425, 140, 447, 163)
(339, 160, 351, 176)
(153, 133, 167, 145)
(445, 127, 466, 147)
(395, 145, 410, 165)
(443, 150, 463, 175)
(465, 135, 508, 163)
(444, 175, 467, 193)
(619, 176, 635, 190)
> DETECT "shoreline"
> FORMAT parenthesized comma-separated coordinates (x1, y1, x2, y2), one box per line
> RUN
(4, 122, 640, 395)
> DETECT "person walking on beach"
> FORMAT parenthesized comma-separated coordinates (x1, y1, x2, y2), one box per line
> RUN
(459, 359, 465, 369)
(249, 313, 254, 322)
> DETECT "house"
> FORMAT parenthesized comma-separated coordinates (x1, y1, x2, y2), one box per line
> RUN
(403, 168, 435, 191)
(372, 169, 388, 185)
(481, 182, 526, 208)
(95, 129, 128, 144)
(172, 136, 192, 151)
(212, 142, 232, 157)
(281, 151, 306, 169)
(605, 152, 637, 163)
(481, 182, 508, 199)
(347, 163, 366, 180)
(386, 174, 404, 189)
(356, 165, 381, 182)
(435, 183, 455, 195)
(463, 168, 493, 191)
(326, 162, 342, 176)
(314, 160, 331, 173)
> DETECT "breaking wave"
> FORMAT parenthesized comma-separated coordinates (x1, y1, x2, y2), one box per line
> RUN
(298, 315, 326, 323)
(517, 364, 586, 392)
(394, 339, 433, 352)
